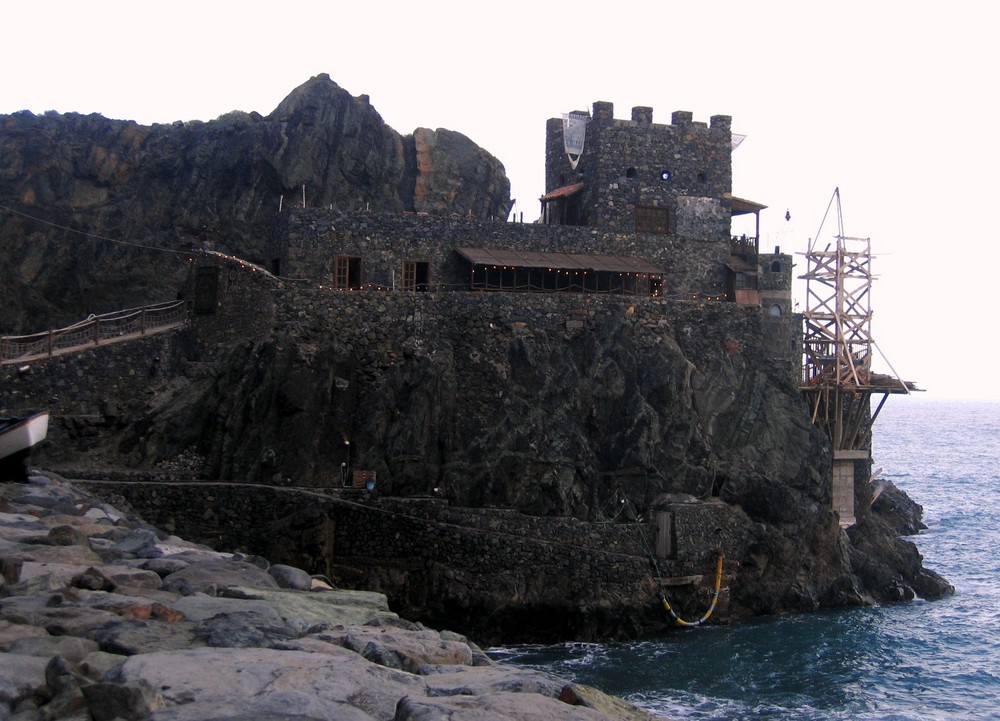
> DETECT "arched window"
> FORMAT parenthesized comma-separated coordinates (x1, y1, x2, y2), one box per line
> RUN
(771, 260, 783, 273)
(626, 167, 637, 178)
(768, 304, 783, 317)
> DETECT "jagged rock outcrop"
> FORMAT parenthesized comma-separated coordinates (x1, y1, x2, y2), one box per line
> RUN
(0, 74, 510, 332)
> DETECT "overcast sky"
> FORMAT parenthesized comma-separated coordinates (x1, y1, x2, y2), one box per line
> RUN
(4, 1, 995, 401)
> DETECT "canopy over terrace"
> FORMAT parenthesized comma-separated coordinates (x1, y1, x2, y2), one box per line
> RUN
(455, 247, 664, 295)
(730, 196, 768, 252)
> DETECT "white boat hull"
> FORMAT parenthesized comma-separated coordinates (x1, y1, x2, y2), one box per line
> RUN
(0, 411, 50, 460)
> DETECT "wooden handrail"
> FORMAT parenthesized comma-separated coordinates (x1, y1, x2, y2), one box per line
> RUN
(1, 300, 189, 365)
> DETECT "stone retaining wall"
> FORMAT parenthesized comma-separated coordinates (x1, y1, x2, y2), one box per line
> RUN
(77, 480, 747, 641)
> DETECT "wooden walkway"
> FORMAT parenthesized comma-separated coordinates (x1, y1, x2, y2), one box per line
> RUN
(1, 300, 189, 365)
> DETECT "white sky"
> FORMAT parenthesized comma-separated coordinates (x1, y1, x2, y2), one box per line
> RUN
(4, 1, 996, 400)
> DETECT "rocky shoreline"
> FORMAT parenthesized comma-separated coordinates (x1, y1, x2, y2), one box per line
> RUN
(1, 472, 656, 721)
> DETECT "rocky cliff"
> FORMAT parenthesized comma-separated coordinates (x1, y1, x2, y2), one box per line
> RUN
(0, 76, 952, 644)
(1, 283, 954, 642)
(0, 74, 510, 333)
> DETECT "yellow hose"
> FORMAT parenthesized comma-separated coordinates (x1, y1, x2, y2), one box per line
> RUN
(661, 553, 725, 627)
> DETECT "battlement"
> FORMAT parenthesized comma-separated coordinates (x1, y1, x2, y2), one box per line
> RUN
(544, 100, 736, 234)
(576, 101, 732, 130)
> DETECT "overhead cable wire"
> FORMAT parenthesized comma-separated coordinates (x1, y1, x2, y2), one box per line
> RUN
(0, 202, 191, 257)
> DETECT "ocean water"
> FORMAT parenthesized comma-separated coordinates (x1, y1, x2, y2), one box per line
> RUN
(491, 397, 1000, 719)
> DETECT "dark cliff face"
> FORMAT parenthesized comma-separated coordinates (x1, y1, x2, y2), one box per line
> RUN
(1, 286, 953, 639)
(0, 73, 510, 333)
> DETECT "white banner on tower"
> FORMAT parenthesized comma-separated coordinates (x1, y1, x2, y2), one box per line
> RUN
(563, 112, 588, 170)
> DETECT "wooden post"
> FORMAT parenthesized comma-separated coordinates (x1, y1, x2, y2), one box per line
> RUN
(656, 511, 673, 559)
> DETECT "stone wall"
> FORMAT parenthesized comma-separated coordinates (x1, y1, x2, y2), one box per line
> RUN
(277, 208, 731, 300)
(76, 479, 751, 642)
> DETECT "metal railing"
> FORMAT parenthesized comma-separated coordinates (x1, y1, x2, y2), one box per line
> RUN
(1, 300, 189, 364)
(730, 235, 758, 255)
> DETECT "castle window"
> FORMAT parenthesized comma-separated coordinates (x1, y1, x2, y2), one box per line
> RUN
(402, 260, 430, 291)
(769, 304, 783, 317)
(635, 206, 670, 234)
(626, 167, 637, 178)
(697, 172, 707, 183)
(333, 256, 362, 289)
(771, 260, 784, 273)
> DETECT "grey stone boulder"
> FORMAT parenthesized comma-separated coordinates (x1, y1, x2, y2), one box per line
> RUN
(0, 653, 48, 708)
(81, 680, 165, 721)
(40, 524, 93, 547)
(328, 626, 476, 673)
(0, 618, 49, 651)
(161, 560, 279, 596)
(0, 599, 125, 638)
(194, 610, 299, 648)
(85, 619, 204, 656)
(94, 564, 163, 590)
(141, 558, 189, 577)
(111, 528, 160, 557)
(268, 563, 312, 590)
(79, 650, 128, 681)
(8, 634, 100, 663)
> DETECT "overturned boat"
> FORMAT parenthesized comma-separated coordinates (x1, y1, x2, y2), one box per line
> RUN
(0, 411, 49, 480)
(0, 411, 49, 460)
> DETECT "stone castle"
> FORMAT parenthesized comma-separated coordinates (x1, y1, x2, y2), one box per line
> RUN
(189, 99, 798, 388)
(261, 100, 792, 315)
(3, 89, 952, 642)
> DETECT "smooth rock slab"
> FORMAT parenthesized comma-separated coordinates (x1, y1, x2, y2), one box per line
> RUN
(420, 664, 568, 697)
(113, 646, 422, 720)
(394, 691, 618, 721)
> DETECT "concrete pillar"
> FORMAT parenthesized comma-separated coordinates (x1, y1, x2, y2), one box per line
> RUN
(832, 450, 867, 527)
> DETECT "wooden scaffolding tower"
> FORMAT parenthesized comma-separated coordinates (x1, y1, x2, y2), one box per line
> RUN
(799, 188, 911, 525)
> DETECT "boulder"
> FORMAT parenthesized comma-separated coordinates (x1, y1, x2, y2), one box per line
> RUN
(8, 634, 100, 662)
(268, 563, 312, 590)
(161, 560, 279, 595)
